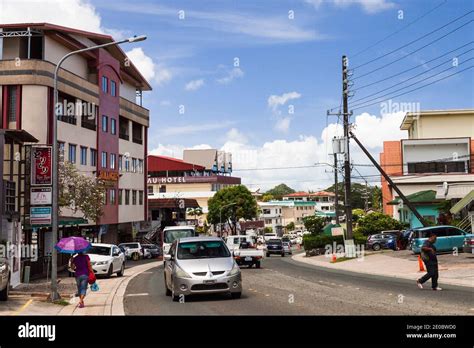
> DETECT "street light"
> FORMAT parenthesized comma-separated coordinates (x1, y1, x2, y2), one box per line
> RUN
(219, 202, 237, 237)
(50, 35, 147, 301)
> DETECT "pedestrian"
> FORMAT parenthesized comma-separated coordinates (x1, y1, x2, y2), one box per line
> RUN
(71, 251, 94, 308)
(416, 233, 442, 291)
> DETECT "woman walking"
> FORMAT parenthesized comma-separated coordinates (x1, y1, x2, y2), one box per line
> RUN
(72, 252, 94, 308)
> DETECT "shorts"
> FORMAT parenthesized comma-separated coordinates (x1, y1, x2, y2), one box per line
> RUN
(76, 274, 88, 296)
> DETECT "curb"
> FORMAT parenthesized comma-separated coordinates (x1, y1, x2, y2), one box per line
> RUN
(291, 253, 474, 288)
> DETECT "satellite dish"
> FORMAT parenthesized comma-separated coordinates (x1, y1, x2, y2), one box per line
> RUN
(124, 152, 130, 158)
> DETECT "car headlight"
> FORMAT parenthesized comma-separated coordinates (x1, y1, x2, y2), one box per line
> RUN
(95, 261, 108, 266)
(175, 264, 192, 279)
(229, 262, 240, 276)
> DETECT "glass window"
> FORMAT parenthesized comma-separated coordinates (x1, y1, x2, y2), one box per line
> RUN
(125, 158, 130, 172)
(110, 153, 116, 170)
(90, 149, 97, 166)
(132, 190, 137, 205)
(101, 152, 107, 168)
(68, 144, 76, 164)
(102, 115, 108, 132)
(111, 118, 117, 135)
(58, 142, 65, 162)
(148, 186, 154, 195)
(118, 189, 123, 205)
(118, 155, 123, 171)
(109, 189, 116, 205)
(138, 159, 144, 173)
(132, 158, 137, 173)
(102, 76, 108, 93)
(111, 80, 116, 97)
(7, 86, 17, 122)
(125, 189, 130, 205)
(139, 191, 143, 205)
(177, 240, 230, 260)
(80, 146, 87, 165)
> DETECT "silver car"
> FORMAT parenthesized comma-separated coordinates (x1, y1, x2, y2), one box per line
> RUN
(0, 257, 10, 301)
(164, 237, 242, 301)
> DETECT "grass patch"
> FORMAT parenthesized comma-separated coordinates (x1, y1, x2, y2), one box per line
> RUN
(53, 299, 71, 306)
(331, 256, 354, 263)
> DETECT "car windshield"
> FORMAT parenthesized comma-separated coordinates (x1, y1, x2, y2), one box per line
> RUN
(268, 240, 281, 245)
(164, 229, 194, 243)
(121, 243, 138, 249)
(88, 246, 111, 256)
(177, 241, 230, 259)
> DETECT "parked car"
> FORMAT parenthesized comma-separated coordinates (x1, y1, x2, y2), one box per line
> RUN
(226, 235, 256, 252)
(87, 243, 126, 277)
(0, 257, 10, 301)
(163, 237, 242, 301)
(118, 242, 143, 261)
(162, 225, 196, 255)
(281, 235, 292, 245)
(463, 236, 474, 253)
(366, 234, 397, 251)
(282, 241, 292, 255)
(410, 225, 474, 254)
(233, 241, 264, 268)
(142, 244, 161, 258)
(266, 239, 285, 257)
(264, 233, 277, 241)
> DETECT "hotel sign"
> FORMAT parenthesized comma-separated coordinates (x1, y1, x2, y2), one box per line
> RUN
(31, 146, 52, 186)
(148, 177, 187, 184)
(97, 171, 119, 182)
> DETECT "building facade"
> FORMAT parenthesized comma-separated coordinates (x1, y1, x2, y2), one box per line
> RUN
(0, 23, 151, 259)
(258, 200, 316, 232)
(283, 191, 336, 214)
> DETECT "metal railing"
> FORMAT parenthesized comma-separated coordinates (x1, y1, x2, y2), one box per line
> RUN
(457, 214, 473, 233)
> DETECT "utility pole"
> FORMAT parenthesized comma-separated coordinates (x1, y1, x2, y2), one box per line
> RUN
(342, 55, 353, 239)
(333, 152, 339, 224)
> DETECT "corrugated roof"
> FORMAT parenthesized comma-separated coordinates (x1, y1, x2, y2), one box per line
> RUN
(387, 190, 441, 205)
(147, 155, 205, 172)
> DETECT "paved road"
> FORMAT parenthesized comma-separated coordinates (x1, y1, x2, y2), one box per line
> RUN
(124, 252, 474, 315)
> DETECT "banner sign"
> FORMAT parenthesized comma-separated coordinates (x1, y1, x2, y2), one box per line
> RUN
(30, 187, 52, 205)
(31, 146, 52, 186)
(30, 206, 52, 225)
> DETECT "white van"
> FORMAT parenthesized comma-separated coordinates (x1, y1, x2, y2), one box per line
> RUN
(162, 225, 196, 254)
(226, 235, 256, 252)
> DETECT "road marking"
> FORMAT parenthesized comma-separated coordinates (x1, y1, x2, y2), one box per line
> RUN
(13, 299, 33, 316)
(125, 293, 149, 297)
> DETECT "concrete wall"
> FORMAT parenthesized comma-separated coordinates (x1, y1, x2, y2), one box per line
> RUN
(120, 81, 136, 103)
(2, 37, 20, 59)
(413, 114, 474, 139)
(44, 36, 89, 79)
(21, 85, 49, 142)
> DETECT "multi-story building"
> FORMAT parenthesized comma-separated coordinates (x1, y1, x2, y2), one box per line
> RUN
(147, 151, 240, 229)
(0, 23, 151, 257)
(258, 200, 316, 232)
(283, 191, 336, 214)
(380, 109, 474, 228)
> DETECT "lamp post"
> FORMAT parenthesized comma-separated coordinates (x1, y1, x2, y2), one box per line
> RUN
(50, 35, 147, 301)
(219, 202, 237, 237)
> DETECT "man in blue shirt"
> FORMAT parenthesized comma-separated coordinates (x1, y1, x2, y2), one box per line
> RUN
(416, 233, 442, 291)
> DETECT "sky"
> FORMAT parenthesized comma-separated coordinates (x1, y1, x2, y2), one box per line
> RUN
(1, 0, 473, 191)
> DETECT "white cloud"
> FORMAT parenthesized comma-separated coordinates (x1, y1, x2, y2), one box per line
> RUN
(126, 48, 172, 86)
(267, 92, 302, 113)
(149, 111, 407, 191)
(216, 67, 244, 84)
(185, 79, 205, 91)
(162, 121, 235, 136)
(274, 117, 292, 133)
(304, 0, 395, 14)
(160, 100, 171, 106)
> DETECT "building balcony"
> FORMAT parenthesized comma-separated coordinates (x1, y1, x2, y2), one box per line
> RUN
(119, 132, 129, 141)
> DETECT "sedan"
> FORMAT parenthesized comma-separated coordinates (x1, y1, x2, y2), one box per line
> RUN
(0, 258, 10, 301)
(164, 237, 242, 301)
(282, 241, 292, 255)
(366, 234, 397, 251)
(142, 244, 161, 258)
(87, 243, 125, 277)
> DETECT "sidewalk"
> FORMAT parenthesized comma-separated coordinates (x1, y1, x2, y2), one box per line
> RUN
(292, 252, 474, 288)
(14, 260, 162, 316)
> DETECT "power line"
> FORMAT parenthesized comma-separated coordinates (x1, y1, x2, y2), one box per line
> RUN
(352, 19, 473, 81)
(351, 0, 448, 59)
(351, 64, 474, 111)
(352, 10, 473, 70)
(350, 54, 474, 106)
(354, 41, 473, 91)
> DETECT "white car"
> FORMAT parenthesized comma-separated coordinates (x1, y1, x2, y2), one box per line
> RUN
(87, 243, 126, 277)
(118, 242, 143, 261)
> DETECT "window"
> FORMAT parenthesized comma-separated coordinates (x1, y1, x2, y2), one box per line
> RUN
(148, 186, 153, 195)
(90, 149, 97, 167)
(102, 76, 108, 93)
(7, 86, 18, 122)
(68, 144, 76, 164)
(138, 159, 144, 173)
(132, 190, 137, 205)
(111, 80, 116, 97)
(110, 153, 116, 170)
(80, 146, 87, 165)
(132, 158, 137, 173)
(125, 189, 130, 205)
(119, 116, 129, 140)
(57, 93, 77, 125)
(58, 142, 65, 162)
(118, 155, 123, 171)
(81, 105, 97, 131)
(101, 152, 107, 168)
(408, 161, 467, 174)
(111, 118, 117, 135)
(132, 122, 143, 144)
(102, 115, 108, 132)
(125, 158, 130, 172)
(118, 189, 123, 205)
(139, 191, 144, 205)
(159, 185, 166, 193)
(109, 189, 116, 205)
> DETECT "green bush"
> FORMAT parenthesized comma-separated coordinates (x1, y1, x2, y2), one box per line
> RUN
(303, 215, 326, 235)
(355, 212, 403, 236)
(303, 233, 367, 250)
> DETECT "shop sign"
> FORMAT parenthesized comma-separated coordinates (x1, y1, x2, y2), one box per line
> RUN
(31, 146, 52, 185)
(30, 206, 52, 225)
(30, 187, 52, 205)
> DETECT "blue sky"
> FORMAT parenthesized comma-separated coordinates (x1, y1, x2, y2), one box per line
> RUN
(4, 0, 473, 190)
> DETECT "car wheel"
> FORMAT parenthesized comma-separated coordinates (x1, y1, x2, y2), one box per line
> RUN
(231, 292, 241, 299)
(117, 263, 125, 277)
(107, 264, 113, 278)
(372, 243, 381, 251)
(132, 252, 139, 261)
(164, 275, 171, 296)
(0, 277, 9, 301)
(281, 253, 285, 257)
(256, 261, 261, 269)
(171, 285, 180, 302)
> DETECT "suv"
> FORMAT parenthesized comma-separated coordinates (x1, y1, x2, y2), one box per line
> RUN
(266, 239, 285, 257)
(366, 234, 397, 251)
(410, 225, 474, 253)
(0, 257, 10, 301)
(118, 242, 143, 261)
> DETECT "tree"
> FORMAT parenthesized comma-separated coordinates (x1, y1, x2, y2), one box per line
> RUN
(59, 161, 106, 222)
(264, 226, 273, 234)
(262, 194, 274, 202)
(303, 216, 325, 235)
(186, 207, 203, 221)
(355, 212, 404, 236)
(326, 183, 374, 210)
(264, 183, 295, 200)
(207, 185, 258, 234)
(285, 222, 295, 231)
(372, 185, 382, 211)
(352, 208, 366, 222)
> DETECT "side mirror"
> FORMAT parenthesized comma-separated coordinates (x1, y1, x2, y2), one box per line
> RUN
(164, 254, 172, 261)
(113, 251, 120, 256)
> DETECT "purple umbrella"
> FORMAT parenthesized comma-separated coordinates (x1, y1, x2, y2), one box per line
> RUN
(55, 236, 91, 254)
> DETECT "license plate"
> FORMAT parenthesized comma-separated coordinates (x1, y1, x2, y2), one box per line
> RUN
(245, 256, 252, 261)
(204, 279, 216, 284)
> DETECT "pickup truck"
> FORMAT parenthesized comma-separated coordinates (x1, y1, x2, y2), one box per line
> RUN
(233, 241, 264, 268)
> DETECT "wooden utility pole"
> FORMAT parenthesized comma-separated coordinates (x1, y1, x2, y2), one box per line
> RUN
(342, 55, 353, 239)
